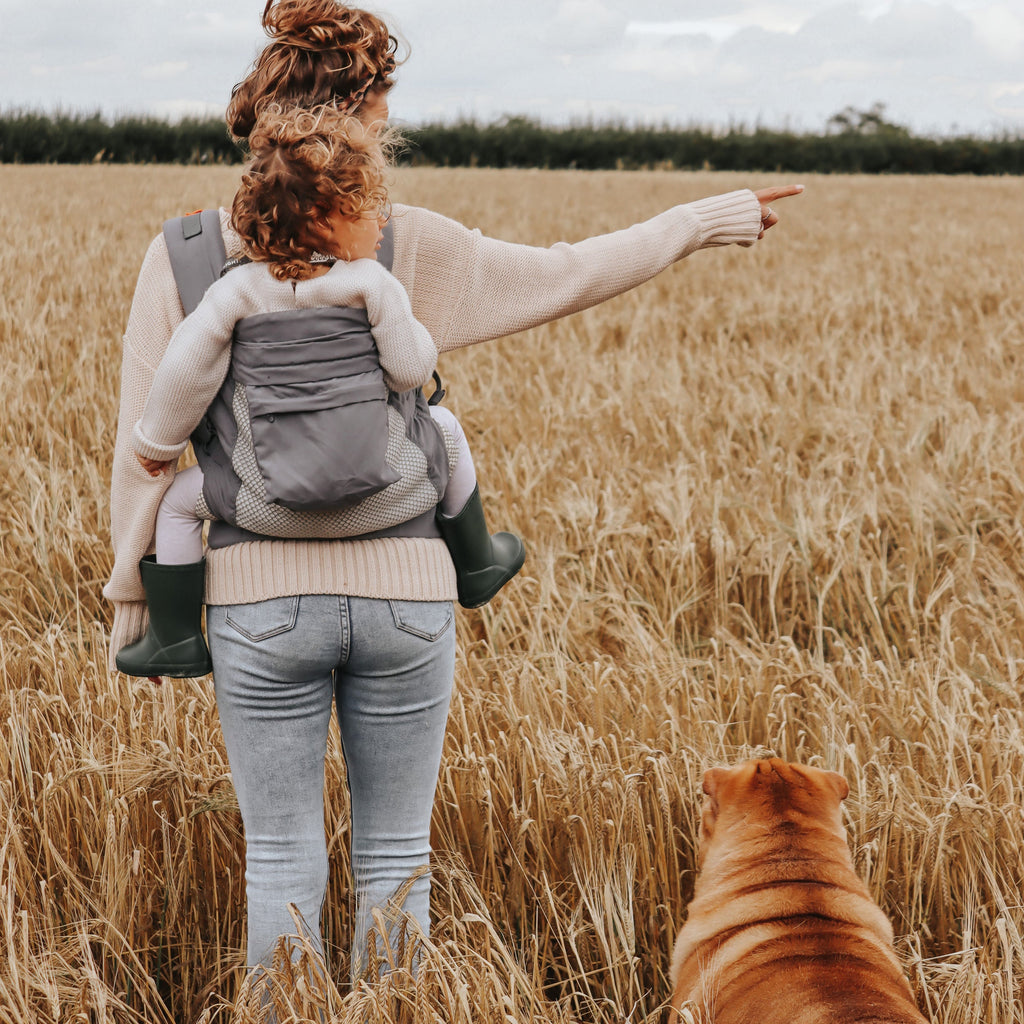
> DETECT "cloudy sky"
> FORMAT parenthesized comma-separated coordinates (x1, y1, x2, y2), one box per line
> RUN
(2, 0, 1023, 136)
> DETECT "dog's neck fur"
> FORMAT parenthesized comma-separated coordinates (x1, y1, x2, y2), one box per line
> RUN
(698, 819, 857, 893)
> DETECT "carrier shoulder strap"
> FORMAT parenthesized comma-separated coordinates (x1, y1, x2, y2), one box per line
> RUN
(377, 217, 394, 274)
(162, 209, 227, 316)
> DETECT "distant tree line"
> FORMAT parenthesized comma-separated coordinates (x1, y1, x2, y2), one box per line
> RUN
(405, 104, 1024, 175)
(1, 104, 1022, 175)
(0, 110, 242, 164)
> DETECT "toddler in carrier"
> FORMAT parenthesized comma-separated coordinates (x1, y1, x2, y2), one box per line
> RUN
(116, 104, 524, 679)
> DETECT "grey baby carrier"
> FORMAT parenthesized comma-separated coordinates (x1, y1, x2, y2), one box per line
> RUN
(163, 211, 452, 545)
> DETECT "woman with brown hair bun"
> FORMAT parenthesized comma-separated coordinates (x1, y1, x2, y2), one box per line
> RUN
(105, 0, 801, 988)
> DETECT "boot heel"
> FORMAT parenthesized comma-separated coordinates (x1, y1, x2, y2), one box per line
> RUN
(436, 487, 525, 608)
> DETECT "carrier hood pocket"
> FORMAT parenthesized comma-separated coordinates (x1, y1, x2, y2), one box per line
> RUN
(232, 307, 401, 511)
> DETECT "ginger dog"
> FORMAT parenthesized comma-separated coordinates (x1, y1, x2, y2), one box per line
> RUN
(669, 759, 929, 1024)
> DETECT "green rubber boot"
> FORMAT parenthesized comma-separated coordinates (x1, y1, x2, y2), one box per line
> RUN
(436, 485, 525, 609)
(115, 556, 213, 678)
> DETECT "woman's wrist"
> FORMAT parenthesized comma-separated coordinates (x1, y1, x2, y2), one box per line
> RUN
(108, 600, 149, 670)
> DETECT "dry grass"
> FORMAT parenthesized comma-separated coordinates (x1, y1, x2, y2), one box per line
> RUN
(2, 163, 1023, 1023)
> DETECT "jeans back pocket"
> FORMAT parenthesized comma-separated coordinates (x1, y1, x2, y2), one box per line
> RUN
(388, 600, 453, 642)
(224, 595, 301, 642)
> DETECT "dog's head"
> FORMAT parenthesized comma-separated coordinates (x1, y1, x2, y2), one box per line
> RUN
(697, 758, 849, 865)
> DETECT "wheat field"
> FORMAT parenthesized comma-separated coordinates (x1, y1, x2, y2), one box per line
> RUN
(1, 163, 1023, 1023)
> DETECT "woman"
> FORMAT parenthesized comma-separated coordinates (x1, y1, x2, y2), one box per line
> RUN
(104, 0, 801, 984)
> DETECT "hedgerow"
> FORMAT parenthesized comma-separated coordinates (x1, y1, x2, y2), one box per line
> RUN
(1, 107, 1021, 173)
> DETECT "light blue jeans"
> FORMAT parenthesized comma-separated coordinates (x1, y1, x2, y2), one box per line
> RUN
(206, 594, 456, 980)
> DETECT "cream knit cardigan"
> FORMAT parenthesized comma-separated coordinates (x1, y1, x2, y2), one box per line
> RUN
(105, 190, 762, 667)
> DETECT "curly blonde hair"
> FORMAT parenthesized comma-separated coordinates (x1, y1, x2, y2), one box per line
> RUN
(226, 0, 401, 141)
(231, 104, 395, 281)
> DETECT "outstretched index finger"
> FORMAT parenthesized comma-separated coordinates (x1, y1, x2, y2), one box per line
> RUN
(753, 184, 804, 204)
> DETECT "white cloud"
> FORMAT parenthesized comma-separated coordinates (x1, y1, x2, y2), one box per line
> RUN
(554, 0, 626, 46)
(79, 56, 125, 73)
(792, 59, 882, 84)
(967, 6, 1024, 60)
(625, 20, 744, 43)
(27, 55, 124, 78)
(989, 81, 1024, 120)
(720, 2, 816, 33)
(142, 62, 190, 81)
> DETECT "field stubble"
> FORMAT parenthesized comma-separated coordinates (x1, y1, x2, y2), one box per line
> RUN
(1, 164, 1022, 1023)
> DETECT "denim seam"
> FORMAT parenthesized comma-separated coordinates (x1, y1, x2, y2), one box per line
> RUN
(338, 596, 351, 665)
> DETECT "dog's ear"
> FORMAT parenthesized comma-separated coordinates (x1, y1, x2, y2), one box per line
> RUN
(702, 767, 726, 798)
(698, 770, 723, 853)
(809, 768, 849, 804)
(825, 770, 850, 802)
(792, 763, 850, 808)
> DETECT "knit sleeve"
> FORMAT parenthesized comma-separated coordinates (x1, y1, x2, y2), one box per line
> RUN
(133, 275, 242, 459)
(103, 231, 188, 665)
(389, 189, 761, 353)
(357, 261, 437, 392)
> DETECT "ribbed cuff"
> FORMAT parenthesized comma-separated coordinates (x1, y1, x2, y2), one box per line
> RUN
(688, 189, 762, 248)
(108, 601, 149, 672)
(204, 537, 459, 606)
(132, 421, 188, 462)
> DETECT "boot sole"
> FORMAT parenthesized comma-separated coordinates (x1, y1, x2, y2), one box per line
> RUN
(116, 639, 212, 678)
(116, 658, 212, 678)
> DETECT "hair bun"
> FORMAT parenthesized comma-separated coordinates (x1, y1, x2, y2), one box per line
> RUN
(229, 1, 400, 140)
(263, 0, 356, 49)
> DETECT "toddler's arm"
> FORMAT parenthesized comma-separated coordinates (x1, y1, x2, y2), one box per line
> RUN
(315, 260, 437, 393)
(132, 268, 265, 461)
